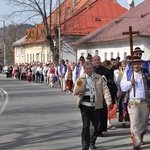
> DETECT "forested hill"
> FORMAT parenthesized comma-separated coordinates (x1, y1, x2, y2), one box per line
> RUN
(0, 23, 34, 39)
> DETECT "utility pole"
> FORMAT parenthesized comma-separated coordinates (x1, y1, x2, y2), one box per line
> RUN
(0, 20, 6, 65)
(3, 20, 6, 65)
(58, 0, 61, 63)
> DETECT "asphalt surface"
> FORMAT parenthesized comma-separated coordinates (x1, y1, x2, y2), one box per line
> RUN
(0, 75, 150, 150)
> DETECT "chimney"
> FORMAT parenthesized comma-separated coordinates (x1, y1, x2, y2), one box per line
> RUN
(127, 0, 135, 10)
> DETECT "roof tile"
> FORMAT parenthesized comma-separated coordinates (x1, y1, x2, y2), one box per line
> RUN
(73, 0, 150, 45)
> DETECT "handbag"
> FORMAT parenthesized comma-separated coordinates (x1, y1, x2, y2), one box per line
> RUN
(108, 103, 117, 119)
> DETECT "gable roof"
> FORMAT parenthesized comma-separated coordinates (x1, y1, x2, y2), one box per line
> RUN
(60, 0, 127, 35)
(73, 0, 150, 45)
(12, 36, 27, 47)
(22, 0, 127, 45)
(22, 0, 89, 45)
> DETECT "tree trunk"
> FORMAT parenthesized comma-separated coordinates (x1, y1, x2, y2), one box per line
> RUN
(46, 35, 59, 65)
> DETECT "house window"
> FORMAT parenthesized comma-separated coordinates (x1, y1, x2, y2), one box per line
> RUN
(16, 48, 19, 56)
(30, 54, 32, 62)
(104, 52, 107, 60)
(81, 53, 84, 57)
(117, 52, 120, 57)
(33, 54, 34, 62)
(36, 53, 39, 62)
(21, 49, 24, 56)
(110, 52, 113, 59)
(42, 54, 45, 63)
(27, 54, 29, 63)
(124, 52, 127, 59)
(95, 50, 98, 55)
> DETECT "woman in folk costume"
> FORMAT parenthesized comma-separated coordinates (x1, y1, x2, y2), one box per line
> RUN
(102, 60, 117, 129)
(27, 65, 32, 82)
(49, 63, 56, 87)
(116, 59, 130, 128)
(120, 56, 150, 150)
(65, 65, 73, 94)
(12, 64, 18, 79)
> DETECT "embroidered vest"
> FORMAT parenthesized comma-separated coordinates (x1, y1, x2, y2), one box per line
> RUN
(141, 72, 150, 108)
(126, 68, 150, 108)
(76, 64, 81, 80)
(67, 69, 72, 81)
(59, 64, 67, 74)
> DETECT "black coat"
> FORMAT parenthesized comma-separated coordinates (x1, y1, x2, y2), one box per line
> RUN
(94, 65, 113, 133)
(94, 65, 113, 80)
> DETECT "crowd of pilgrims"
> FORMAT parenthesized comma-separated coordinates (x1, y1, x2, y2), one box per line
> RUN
(2, 54, 132, 129)
(2, 47, 150, 150)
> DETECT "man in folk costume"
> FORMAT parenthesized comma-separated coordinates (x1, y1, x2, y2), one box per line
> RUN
(86, 53, 92, 62)
(72, 56, 85, 83)
(120, 56, 150, 150)
(57, 59, 67, 91)
(121, 47, 147, 128)
(74, 61, 112, 150)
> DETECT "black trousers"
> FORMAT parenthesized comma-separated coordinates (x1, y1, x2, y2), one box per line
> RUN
(98, 103, 108, 134)
(80, 105, 101, 149)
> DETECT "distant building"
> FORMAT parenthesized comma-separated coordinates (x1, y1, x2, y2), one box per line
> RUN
(13, 0, 127, 64)
(73, 0, 150, 61)
(12, 36, 27, 64)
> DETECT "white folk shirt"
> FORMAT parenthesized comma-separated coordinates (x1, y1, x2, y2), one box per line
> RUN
(72, 65, 84, 83)
(58, 64, 66, 75)
(120, 71, 146, 100)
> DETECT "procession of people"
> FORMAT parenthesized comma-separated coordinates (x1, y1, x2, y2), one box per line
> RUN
(1, 47, 150, 150)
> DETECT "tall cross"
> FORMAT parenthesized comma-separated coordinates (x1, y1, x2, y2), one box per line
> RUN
(122, 26, 139, 97)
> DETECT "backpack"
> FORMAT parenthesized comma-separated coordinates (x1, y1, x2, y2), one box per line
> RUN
(102, 76, 118, 104)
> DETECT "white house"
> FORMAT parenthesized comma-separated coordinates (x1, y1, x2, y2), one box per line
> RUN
(12, 0, 127, 64)
(73, 0, 150, 61)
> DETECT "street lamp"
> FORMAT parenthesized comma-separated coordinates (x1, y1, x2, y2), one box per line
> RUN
(0, 20, 6, 65)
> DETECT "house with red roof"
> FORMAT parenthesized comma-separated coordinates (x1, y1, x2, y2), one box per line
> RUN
(13, 0, 127, 64)
(73, 0, 150, 61)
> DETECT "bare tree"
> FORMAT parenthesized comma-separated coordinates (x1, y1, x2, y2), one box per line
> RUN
(6, 0, 60, 64)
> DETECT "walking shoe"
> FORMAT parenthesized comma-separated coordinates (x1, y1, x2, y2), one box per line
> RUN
(97, 132, 104, 137)
(90, 145, 97, 149)
(121, 123, 126, 128)
(140, 141, 144, 145)
(133, 144, 140, 149)
(107, 124, 113, 129)
(130, 134, 141, 149)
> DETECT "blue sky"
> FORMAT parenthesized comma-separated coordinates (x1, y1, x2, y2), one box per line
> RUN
(0, 0, 144, 27)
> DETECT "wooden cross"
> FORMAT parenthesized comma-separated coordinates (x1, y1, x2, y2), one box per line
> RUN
(122, 26, 139, 97)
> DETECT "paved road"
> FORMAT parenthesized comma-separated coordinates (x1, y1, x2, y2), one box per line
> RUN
(0, 75, 150, 150)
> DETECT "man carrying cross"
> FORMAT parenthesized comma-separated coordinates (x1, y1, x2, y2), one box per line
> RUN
(121, 26, 150, 149)
(120, 56, 150, 149)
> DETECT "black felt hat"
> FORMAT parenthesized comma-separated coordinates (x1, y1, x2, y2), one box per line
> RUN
(79, 56, 85, 61)
(133, 47, 144, 53)
(86, 53, 92, 59)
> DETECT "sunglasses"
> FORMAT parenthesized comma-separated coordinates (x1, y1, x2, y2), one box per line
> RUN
(134, 53, 142, 56)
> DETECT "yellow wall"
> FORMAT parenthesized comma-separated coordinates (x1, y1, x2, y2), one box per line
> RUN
(14, 42, 52, 64)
